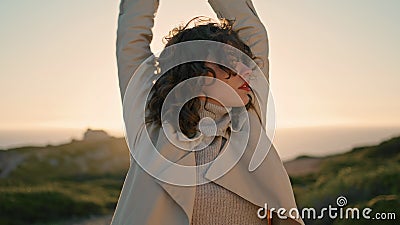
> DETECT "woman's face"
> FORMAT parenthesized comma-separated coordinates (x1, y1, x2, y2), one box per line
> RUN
(201, 61, 253, 107)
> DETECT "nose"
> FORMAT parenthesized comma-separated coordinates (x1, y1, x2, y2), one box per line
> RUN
(235, 61, 252, 81)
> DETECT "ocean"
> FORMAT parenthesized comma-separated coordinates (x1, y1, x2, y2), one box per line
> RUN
(1, 126, 400, 161)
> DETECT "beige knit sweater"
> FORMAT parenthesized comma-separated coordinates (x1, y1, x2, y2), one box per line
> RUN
(190, 101, 266, 225)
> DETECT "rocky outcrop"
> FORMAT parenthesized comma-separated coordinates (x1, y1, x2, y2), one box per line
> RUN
(83, 128, 111, 141)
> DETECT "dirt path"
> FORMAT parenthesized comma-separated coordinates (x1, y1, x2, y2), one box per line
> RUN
(284, 157, 323, 176)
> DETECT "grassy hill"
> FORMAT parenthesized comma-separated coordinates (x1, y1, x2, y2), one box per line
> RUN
(289, 136, 399, 224)
(0, 136, 130, 225)
(0, 133, 398, 225)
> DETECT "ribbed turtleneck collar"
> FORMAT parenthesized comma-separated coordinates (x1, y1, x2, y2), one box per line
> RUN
(198, 100, 229, 119)
(198, 100, 231, 137)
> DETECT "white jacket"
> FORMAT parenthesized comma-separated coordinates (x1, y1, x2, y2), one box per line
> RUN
(111, 0, 305, 224)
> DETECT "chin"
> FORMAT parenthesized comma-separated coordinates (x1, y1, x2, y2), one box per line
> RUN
(242, 94, 251, 105)
(231, 97, 250, 107)
(221, 95, 251, 107)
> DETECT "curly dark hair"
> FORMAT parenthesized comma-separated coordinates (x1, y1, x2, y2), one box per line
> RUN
(145, 17, 258, 138)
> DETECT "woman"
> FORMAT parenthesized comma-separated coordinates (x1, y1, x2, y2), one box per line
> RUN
(111, 0, 304, 224)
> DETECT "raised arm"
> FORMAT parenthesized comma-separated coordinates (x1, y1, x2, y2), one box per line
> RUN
(208, 0, 270, 129)
(116, 0, 159, 101)
(208, 0, 269, 82)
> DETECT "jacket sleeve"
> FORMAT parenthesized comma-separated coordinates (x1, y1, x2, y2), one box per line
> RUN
(208, 0, 269, 82)
(116, 0, 159, 101)
(208, 0, 270, 128)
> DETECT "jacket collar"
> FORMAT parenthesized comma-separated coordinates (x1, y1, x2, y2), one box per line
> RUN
(152, 109, 304, 225)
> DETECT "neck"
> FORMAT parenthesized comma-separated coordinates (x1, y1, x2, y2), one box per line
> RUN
(198, 99, 230, 120)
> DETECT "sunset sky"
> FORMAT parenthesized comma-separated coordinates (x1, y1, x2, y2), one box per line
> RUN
(1, 0, 399, 135)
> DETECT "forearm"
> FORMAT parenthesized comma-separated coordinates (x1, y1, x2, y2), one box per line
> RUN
(208, 0, 269, 81)
(116, 0, 159, 101)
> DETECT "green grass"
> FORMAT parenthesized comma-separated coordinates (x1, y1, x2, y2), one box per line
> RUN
(0, 137, 129, 225)
(291, 137, 400, 225)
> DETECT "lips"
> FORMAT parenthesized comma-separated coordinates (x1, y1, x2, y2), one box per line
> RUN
(238, 81, 251, 91)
